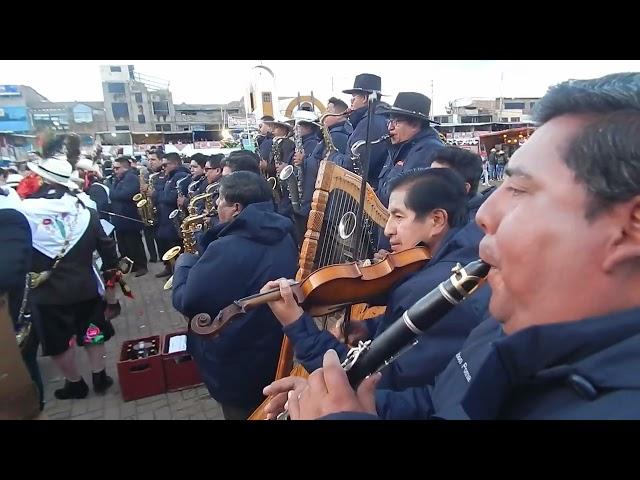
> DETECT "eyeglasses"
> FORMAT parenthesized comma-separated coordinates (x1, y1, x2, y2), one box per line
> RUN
(387, 118, 405, 127)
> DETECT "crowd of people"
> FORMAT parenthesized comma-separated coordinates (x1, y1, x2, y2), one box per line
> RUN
(2, 70, 639, 420)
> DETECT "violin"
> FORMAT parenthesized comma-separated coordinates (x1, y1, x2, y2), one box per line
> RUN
(190, 246, 431, 336)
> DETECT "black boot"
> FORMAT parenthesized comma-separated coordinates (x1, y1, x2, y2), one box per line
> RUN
(54, 378, 89, 400)
(92, 369, 114, 394)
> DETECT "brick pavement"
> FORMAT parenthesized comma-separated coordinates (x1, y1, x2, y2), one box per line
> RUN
(40, 261, 225, 420)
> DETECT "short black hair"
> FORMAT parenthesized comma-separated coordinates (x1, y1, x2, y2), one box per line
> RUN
(164, 152, 181, 165)
(261, 115, 275, 122)
(189, 153, 207, 169)
(533, 72, 640, 219)
(328, 97, 349, 112)
(115, 156, 132, 167)
(219, 171, 272, 208)
(224, 150, 261, 175)
(388, 168, 468, 227)
(207, 153, 225, 170)
(431, 146, 483, 196)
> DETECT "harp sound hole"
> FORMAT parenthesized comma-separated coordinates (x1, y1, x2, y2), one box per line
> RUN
(338, 212, 357, 240)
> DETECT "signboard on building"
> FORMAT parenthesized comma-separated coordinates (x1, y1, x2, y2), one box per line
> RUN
(194, 141, 223, 149)
(227, 114, 256, 128)
(0, 85, 21, 97)
(0, 106, 30, 132)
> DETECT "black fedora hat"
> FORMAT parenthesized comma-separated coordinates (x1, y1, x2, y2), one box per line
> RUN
(342, 73, 382, 95)
(377, 92, 439, 124)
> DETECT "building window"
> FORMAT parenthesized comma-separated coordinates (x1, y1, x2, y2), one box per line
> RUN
(155, 124, 171, 132)
(115, 125, 129, 131)
(107, 82, 126, 94)
(152, 101, 169, 115)
(511, 117, 521, 122)
(112, 103, 130, 120)
(134, 93, 143, 103)
(500, 117, 509, 122)
(138, 114, 146, 124)
(262, 92, 272, 103)
(110, 66, 122, 72)
(73, 106, 93, 123)
(504, 101, 525, 110)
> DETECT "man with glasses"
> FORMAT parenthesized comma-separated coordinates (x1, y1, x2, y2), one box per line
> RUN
(110, 157, 148, 276)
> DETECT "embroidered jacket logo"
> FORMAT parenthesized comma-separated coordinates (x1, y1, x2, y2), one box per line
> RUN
(455, 352, 472, 383)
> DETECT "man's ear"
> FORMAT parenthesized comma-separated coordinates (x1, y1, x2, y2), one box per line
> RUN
(603, 197, 640, 272)
(465, 182, 471, 194)
(430, 208, 449, 234)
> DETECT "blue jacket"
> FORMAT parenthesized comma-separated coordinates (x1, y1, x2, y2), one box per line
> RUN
(258, 133, 273, 162)
(172, 201, 299, 408)
(291, 132, 320, 219)
(86, 182, 110, 221)
(283, 221, 490, 391)
(330, 106, 389, 189)
(302, 122, 353, 218)
(331, 306, 640, 420)
(376, 127, 445, 209)
(156, 166, 189, 240)
(109, 169, 142, 232)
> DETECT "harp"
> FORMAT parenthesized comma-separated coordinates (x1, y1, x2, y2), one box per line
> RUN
(248, 160, 389, 419)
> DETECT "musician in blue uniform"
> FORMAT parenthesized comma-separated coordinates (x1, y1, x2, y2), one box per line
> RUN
(172, 171, 298, 419)
(278, 72, 640, 420)
(290, 114, 320, 241)
(260, 168, 490, 419)
(303, 97, 353, 219)
(328, 74, 389, 189)
(375, 92, 446, 250)
(429, 146, 490, 222)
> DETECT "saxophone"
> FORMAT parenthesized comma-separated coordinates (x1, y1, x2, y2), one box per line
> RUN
(132, 170, 155, 226)
(162, 212, 208, 290)
(319, 109, 352, 162)
(268, 137, 284, 202)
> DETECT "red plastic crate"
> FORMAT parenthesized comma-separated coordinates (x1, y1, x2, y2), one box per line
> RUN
(117, 335, 166, 402)
(162, 331, 202, 392)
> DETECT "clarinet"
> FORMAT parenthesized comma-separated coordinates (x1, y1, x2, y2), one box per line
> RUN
(342, 260, 490, 387)
(276, 259, 490, 419)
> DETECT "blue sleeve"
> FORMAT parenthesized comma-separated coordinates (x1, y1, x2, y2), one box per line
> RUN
(329, 151, 355, 171)
(171, 253, 200, 316)
(332, 131, 349, 155)
(178, 177, 190, 196)
(109, 174, 139, 200)
(172, 238, 247, 319)
(259, 139, 272, 161)
(375, 385, 436, 420)
(282, 312, 351, 373)
(160, 173, 187, 206)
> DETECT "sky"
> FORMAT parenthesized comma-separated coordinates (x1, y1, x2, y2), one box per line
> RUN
(2, 60, 639, 116)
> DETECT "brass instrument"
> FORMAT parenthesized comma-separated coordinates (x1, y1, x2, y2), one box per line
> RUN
(319, 109, 352, 162)
(268, 137, 285, 202)
(162, 213, 208, 290)
(350, 134, 391, 175)
(161, 246, 182, 291)
(132, 171, 157, 227)
(204, 182, 220, 214)
(169, 208, 185, 238)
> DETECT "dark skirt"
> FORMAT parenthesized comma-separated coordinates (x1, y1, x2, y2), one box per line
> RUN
(37, 297, 114, 357)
